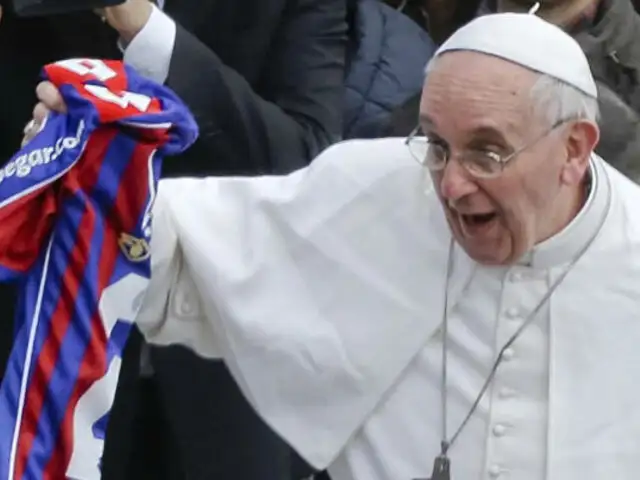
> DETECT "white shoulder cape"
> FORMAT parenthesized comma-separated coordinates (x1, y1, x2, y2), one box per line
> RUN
(137, 138, 640, 478)
(139, 138, 461, 468)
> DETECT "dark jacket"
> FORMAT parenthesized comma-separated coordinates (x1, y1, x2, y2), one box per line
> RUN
(0, 1, 346, 479)
(343, 0, 435, 139)
(161, 0, 346, 176)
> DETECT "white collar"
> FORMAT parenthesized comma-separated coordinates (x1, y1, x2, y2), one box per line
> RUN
(520, 155, 611, 269)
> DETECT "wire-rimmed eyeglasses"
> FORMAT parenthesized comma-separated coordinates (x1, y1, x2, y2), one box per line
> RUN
(404, 118, 572, 179)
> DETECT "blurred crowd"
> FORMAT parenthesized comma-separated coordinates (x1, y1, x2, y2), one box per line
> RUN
(1, 0, 640, 479)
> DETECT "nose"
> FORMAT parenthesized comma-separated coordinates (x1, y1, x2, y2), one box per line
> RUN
(437, 158, 479, 202)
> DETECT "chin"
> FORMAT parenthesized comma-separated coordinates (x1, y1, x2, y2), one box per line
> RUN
(456, 239, 511, 266)
(466, 250, 509, 265)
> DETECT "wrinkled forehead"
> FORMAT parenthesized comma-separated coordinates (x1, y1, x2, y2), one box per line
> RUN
(420, 51, 542, 140)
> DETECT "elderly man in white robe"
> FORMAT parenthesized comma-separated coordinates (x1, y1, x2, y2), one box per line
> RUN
(138, 12, 640, 480)
(30, 10, 640, 480)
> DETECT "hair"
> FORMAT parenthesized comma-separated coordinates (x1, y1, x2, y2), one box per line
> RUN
(424, 57, 600, 126)
(528, 74, 600, 126)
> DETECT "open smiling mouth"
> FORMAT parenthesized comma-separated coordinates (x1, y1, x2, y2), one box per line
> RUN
(458, 212, 499, 236)
(462, 212, 497, 225)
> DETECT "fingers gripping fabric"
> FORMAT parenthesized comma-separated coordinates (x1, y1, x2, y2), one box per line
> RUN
(0, 59, 198, 480)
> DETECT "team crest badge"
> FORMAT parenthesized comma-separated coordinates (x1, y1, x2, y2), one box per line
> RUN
(118, 233, 150, 262)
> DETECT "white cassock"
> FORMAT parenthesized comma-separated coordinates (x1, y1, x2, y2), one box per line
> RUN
(136, 138, 640, 480)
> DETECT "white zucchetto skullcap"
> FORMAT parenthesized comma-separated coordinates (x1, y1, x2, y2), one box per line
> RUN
(435, 13, 597, 98)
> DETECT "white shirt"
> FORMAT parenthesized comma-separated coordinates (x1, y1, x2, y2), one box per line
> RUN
(123, 4, 176, 84)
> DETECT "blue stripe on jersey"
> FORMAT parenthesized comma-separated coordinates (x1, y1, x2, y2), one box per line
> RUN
(0, 59, 197, 480)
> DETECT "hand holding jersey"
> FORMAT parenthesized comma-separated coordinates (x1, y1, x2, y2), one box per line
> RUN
(0, 58, 197, 480)
(23, 82, 66, 147)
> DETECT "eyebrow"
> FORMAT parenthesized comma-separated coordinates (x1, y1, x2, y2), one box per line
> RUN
(468, 126, 510, 145)
(418, 114, 511, 145)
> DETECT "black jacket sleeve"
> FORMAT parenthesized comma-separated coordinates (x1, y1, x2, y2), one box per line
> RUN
(165, 0, 347, 176)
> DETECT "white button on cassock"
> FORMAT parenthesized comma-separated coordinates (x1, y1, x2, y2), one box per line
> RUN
(488, 464, 501, 477)
(492, 424, 507, 437)
(180, 302, 193, 315)
(498, 387, 515, 399)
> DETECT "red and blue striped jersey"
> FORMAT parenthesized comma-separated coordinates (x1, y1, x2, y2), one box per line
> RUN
(0, 59, 198, 480)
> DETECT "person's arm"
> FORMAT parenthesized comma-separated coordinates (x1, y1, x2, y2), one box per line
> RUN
(164, 0, 347, 174)
(123, 0, 346, 175)
(29, 0, 346, 174)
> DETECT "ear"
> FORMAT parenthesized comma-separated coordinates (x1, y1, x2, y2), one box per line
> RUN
(561, 120, 599, 185)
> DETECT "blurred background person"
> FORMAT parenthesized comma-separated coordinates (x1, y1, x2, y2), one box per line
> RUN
(495, 0, 640, 115)
(593, 83, 640, 181)
(384, 0, 640, 181)
(489, 0, 640, 179)
(382, 0, 482, 43)
(342, 0, 436, 139)
(0, 0, 346, 479)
